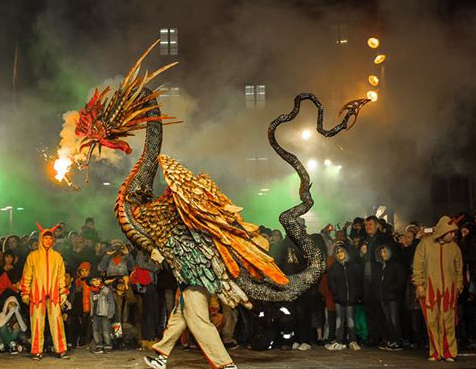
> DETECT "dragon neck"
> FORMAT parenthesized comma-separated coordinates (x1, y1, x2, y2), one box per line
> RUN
(115, 105, 163, 253)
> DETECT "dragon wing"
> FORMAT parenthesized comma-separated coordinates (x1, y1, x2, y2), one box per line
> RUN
(158, 154, 289, 286)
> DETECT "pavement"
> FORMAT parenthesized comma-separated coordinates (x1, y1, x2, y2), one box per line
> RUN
(1, 346, 476, 369)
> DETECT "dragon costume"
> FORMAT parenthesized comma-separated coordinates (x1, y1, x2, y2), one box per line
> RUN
(64, 40, 368, 367)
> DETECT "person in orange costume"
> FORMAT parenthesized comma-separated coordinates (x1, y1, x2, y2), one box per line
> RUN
(20, 224, 69, 360)
(412, 216, 463, 362)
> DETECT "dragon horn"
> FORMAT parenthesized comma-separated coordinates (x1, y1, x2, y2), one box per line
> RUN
(50, 223, 60, 234)
(144, 62, 179, 85)
(121, 39, 161, 88)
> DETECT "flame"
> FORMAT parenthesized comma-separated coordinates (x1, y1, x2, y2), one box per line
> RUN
(54, 156, 72, 182)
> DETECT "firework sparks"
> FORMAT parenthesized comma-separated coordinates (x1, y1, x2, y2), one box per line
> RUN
(53, 156, 72, 182)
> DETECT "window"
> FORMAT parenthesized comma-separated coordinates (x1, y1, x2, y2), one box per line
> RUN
(158, 86, 180, 103)
(331, 23, 348, 45)
(245, 84, 266, 108)
(159, 28, 178, 55)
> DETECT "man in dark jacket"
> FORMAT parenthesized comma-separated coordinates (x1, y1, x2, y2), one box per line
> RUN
(360, 216, 390, 345)
(327, 244, 363, 351)
(374, 245, 406, 351)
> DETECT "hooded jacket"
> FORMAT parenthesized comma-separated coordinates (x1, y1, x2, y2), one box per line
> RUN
(412, 216, 463, 309)
(0, 294, 27, 331)
(328, 246, 363, 304)
(373, 245, 406, 302)
(74, 262, 91, 313)
(20, 227, 68, 305)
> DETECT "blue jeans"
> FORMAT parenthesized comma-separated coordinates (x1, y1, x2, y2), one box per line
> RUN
(92, 316, 112, 348)
(381, 300, 402, 344)
(335, 303, 356, 343)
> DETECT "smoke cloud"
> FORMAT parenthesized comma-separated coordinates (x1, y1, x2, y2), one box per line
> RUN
(0, 0, 475, 236)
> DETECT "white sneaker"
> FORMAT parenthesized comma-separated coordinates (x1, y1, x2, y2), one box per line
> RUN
(324, 341, 336, 350)
(292, 342, 300, 350)
(326, 342, 346, 351)
(144, 354, 168, 369)
(349, 341, 361, 351)
(298, 343, 312, 351)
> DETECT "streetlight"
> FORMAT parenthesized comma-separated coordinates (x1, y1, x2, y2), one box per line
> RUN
(367, 37, 379, 48)
(374, 54, 386, 64)
(301, 129, 312, 140)
(368, 75, 379, 86)
(306, 159, 318, 171)
(367, 91, 378, 102)
(1, 206, 13, 233)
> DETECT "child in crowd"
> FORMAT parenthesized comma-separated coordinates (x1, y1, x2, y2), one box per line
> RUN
(374, 245, 406, 351)
(0, 290, 27, 354)
(327, 243, 363, 351)
(72, 262, 92, 347)
(88, 271, 115, 354)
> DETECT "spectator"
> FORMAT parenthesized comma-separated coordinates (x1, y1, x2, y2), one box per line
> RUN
(132, 250, 160, 343)
(80, 217, 100, 246)
(2, 235, 23, 267)
(88, 271, 115, 354)
(0, 290, 27, 354)
(28, 238, 38, 253)
(71, 262, 92, 347)
(374, 245, 406, 351)
(360, 215, 388, 346)
(98, 240, 135, 289)
(327, 244, 362, 351)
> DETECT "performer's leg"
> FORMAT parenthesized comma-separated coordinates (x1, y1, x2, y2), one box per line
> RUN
(182, 287, 235, 368)
(420, 298, 440, 359)
(146, 302, 187, 368)
(30, 303, 46, 354)
(221, 304, 238, 345)
(442, 303, 457, 359)
(46, 298, 67, 354)
(151, 301, 187, 356)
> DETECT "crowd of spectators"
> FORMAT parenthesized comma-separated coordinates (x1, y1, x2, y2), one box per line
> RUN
(0, 212, 475, 361)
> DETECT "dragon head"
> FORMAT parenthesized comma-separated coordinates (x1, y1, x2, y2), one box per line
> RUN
(72, 39, 178, 170)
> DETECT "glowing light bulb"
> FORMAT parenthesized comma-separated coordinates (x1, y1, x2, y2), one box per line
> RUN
(301, 129, 312, 140)
(374, 54, 386, 64)
(367, 37, 380, 48)
(367, 91, 378, 102)
(307, 159, 318, 171)
(368, 75, 379, 86)
(324, 159, 332, 167)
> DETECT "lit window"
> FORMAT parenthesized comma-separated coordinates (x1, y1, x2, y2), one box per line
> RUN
(158, 85, 180, 103)
(159, 28, 178, 55)
(331, 23, 348, 45)
(244, 84, 266, 108)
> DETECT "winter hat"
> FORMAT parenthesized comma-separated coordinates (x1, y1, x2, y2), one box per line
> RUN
(77, 262, 91, 272)
(87, 270, 104, 286)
